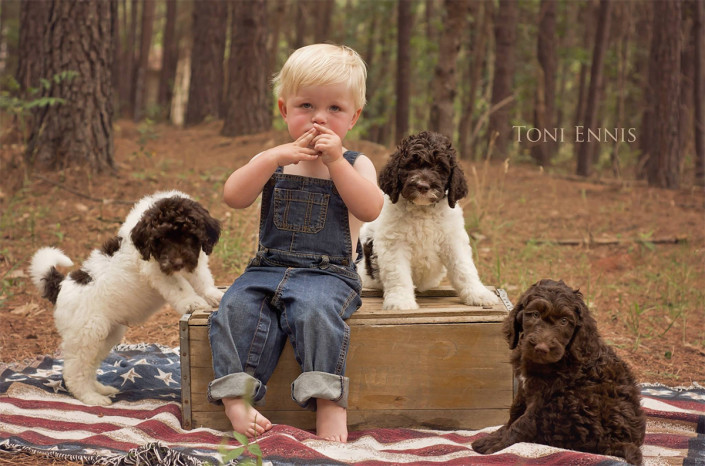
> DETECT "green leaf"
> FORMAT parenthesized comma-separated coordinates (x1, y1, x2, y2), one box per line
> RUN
(247, 443, 263, 456)
(221, 446, 245, 462)
(232, 431, 250, 446)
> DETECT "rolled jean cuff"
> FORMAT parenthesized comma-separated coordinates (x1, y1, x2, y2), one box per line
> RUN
(291, 371, 349, 410)
(208, 372, 266, 405)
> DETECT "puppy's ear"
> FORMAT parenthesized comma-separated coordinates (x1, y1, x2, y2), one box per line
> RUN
(378, 140, 406, 203)
(130, 217, 154, 261)
(503, 291, 529, 349)
(189, 201, 221, 255)
(446, 144, 468, 207)
(566, 287, 601, 361)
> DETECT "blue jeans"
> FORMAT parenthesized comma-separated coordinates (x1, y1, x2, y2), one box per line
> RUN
(208, 261, 361, 410)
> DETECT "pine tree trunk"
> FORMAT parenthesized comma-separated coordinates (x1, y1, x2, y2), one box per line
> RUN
(17, 0, 48, 93)
(395, 0, 413, 145)
(647, 0, 682, 188)
(314, 0, 334, 44)
(185, 0, 227, 126)
(222, 0, 271, 137)
(133, 0, 155, 122)
(531, 0, 557, 167)
(121, 0, 138, 118)
(576, 0, 611, 177)
(488, 0, 518, 158)
(429, 0, 468, 140)
(458, 1, 489, 160)
(158, 0, 178, 120)
(25, 0, 115, 173)
(695, 0, 705, 185)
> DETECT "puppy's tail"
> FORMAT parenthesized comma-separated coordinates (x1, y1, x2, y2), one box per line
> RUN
(29, 247, 73, 305)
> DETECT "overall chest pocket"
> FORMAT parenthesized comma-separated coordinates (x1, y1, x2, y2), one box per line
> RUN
(273, 188, 330, 234)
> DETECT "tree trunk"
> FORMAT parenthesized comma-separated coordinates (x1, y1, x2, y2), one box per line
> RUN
(610, 2, 633, 178)
(695, 0, 705, 186)
(16, 0, 48, 93)
(157, 0, 178, 120)
(488, 0, 518, 158)
(458, 1, 489, 160)
(120, 0, 138, 118)
(395, 0, 413, 144)
(314, 0, 334, 44)
(111, 0, 121, 112)
(429, 0, 468, 140)
(294, 0, 307, 49)
(184, 0, 227, 126)
(133, 0, 155, 122)
(268, 0, 287, 78)
(530, 0, 557, 167)
(636, 3, 655, 179)
(222, 0, 271, 137)
(646, 0, 682, 188)
(576, 0, 611, 177)
(25, 0, 115, 173)
(572, 2, 593, 162)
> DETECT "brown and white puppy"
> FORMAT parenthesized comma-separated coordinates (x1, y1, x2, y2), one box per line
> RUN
(472, 279, 646, 465)
(357, 131, 498, 310)
(30, 190, 224, 406)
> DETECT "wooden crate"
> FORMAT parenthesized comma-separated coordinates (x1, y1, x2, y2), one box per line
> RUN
(180, 286, 514, 431)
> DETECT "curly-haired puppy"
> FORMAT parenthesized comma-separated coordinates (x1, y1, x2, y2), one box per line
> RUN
(30, 190, 224, 406)
(357, 131, 498, 310)
(472, 279, 646, 465)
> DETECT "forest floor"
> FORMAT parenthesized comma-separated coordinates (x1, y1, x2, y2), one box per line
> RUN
(1, 120, 704, 465)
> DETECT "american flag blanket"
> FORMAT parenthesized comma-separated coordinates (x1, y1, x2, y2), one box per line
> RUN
(0, 344, 703, 465)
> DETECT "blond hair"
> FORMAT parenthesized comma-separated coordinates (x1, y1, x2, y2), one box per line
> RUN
(273, 43, 367, 110)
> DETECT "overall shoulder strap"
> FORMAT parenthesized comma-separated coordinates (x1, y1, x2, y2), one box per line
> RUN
(343, 150, 362, 166)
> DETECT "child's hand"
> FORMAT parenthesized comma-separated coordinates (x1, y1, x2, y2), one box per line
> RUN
(312, 124, 344, 165)
(269, 128, 319, 166)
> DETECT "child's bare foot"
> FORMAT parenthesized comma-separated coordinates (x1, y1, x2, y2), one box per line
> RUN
(316, 399, 348, 442)
(223, 397, 272, 438)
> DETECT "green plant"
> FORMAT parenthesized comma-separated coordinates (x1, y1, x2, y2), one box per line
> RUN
(0, 250, 22, 308)
(465, 135, 509, 233)
(216, 431, 263, 466)
(0, 72, 77, 136)
(625, 302, 653, 350)
(53, 222, 65, 242)
(214, 213, 258, 273)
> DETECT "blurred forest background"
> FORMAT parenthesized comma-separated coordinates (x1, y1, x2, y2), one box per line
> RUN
(0, 1, 703, 389)
(0, 0, 703, 190)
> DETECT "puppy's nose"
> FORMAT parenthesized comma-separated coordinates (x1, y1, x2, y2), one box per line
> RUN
(534, 342, 550, 354)
(416, 181, 430, 193)
(172, 258, 184, 269)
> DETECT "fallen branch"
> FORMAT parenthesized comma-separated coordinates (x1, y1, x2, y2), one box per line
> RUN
(550, 173, 648, 188)
(33, 174, 134, 205)
(531, 235, 687, 246)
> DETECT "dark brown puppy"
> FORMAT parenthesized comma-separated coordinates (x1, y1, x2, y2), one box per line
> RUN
(472, 279, 646, 465)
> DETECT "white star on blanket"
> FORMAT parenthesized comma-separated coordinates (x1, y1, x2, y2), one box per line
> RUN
(119, 367, 143, 386)
(154, 368, 177, 386)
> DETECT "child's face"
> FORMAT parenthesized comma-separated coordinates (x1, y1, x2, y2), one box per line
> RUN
(278, 83, 362, 143)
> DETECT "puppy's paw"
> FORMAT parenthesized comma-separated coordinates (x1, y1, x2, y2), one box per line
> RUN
(382, 294, 419, 310)
(177, 296, 210, 314)
(204, 287, 224, 308)
(78, 392, 114, 406)
(94, 382, 119, 396)
(461, 286, 500, 307)
(471, 432, 505, 454)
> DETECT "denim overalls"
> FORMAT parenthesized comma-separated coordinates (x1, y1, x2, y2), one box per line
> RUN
(208, 151, 363, 410)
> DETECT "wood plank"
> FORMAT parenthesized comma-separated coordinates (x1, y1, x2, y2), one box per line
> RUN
(188, 286, 507, 326)
(188, 323, 512, 411)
